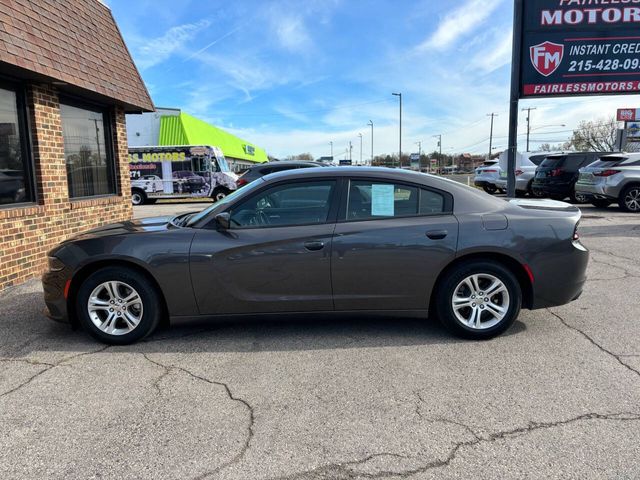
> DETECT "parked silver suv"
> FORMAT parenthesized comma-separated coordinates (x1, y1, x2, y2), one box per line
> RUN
(575, 153, 640, 212)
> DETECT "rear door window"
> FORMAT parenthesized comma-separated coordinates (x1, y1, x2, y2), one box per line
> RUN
(346, 180, 445, 220)
(540, 156, 565, 168)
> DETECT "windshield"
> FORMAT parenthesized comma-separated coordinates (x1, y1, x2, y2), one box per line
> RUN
(216, 154, 231, 172)
(185, 178, 264, 227)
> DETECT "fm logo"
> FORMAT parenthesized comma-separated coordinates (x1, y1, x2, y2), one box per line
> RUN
(530, 41, 564, 77)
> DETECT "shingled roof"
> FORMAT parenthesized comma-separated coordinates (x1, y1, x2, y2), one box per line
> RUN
(0, 0, 153, 112)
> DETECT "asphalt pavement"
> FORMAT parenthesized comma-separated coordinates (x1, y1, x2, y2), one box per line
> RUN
(1, 201, 639, 479)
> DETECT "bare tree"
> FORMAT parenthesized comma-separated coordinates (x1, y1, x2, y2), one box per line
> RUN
(285, 153, 315, 161)
(539, 142, 571, 152)
(567, 117, 618, 152)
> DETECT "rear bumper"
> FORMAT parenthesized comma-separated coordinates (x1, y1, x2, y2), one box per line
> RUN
(495, 177, 529, 192)
(530, 241, 589, 309)
(531, 181, 572, 198)
(575, 183, 619, 200)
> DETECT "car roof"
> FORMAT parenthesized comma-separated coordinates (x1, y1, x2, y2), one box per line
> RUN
(600, 152, 640, 161)
(254, 161, 325, 169)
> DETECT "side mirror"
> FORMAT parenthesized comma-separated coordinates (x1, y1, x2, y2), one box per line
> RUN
(215, 212, 231, 230)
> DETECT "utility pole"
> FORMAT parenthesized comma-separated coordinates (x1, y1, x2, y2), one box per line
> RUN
(433, 134, 442, 172)
(392, 92, 402, 167)
(358, 133, 363, 165)
(487, 113, 498, 159)
(329, 141, 333, 159)
(349, 141, 353, 163)
(522, 107, 536, 152)
(367, 120, 373, 165)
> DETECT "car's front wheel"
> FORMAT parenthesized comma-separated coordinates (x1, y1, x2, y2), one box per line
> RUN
(75, 267, 162, 344)
(620, 185, 640, 213)
(212, 187, 230, 202)
(435, 261, 522, 340)
(483, 185, 497, 194)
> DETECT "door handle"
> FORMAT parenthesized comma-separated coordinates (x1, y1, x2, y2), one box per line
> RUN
(426, 230, 448, 240)
(304, 240, 325, 251)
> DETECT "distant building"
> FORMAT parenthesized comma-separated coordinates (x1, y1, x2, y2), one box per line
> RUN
(126, 109, 268, 172)
(457, 153, 486, 172)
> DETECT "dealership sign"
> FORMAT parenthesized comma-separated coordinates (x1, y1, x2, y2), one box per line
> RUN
(520, 0, 640, 98)
(618, 108, 640, 122)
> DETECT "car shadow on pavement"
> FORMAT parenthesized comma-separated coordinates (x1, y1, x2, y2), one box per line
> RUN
(0, 288, 527, 358)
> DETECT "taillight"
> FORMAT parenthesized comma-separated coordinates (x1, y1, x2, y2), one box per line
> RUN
(483, 169, 497, 173)
(515, 169, 524, 176)
(550, 168, 563, 177)
(573, 221, 580, 241)
(593, 169, 620, 177)
(236, 177, 248, 187)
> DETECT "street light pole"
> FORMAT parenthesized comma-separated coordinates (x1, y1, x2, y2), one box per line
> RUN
(522, 107, 537, 152)
(392, 93, 402, 167)
(358, 133, 363, 165)
(367, 120, 373, 165)
(329, 141, 333, 159)
(487, 113, 498, 160)
(349, 141, 352, 162)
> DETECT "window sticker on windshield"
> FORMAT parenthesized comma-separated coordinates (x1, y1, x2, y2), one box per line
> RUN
(371, 184, 395, 216)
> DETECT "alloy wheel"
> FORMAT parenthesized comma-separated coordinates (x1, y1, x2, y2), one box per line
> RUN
(87, 281, 144, 335)
(451, 273, 510, 330)
(624, 188, 640, 212)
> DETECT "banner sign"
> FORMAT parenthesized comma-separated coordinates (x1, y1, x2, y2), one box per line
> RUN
(521, 0, 640, 98)
(618, 108, 640, 122)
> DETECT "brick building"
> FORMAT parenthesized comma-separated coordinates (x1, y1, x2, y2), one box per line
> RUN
(0, 0, 153, 290)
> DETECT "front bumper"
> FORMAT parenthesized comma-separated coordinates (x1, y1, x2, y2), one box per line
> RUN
(42, 268, 71, 323)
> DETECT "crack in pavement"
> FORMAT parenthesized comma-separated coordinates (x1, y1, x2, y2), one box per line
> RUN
(140, 353, 255, 480)
(413, 391, 482, 442)
(549, 309, 640, 379)
(588, 256, 639, 280)
(0, 345, 111, 399)
(269, 412, 640, 480)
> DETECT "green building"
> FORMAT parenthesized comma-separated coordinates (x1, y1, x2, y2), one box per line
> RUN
(126, 108, 268, 171)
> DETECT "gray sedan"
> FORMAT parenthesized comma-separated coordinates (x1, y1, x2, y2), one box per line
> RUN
(43, 167, 589, 344)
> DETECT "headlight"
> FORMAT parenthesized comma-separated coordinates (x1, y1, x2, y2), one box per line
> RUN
(47, 256, 65, 272)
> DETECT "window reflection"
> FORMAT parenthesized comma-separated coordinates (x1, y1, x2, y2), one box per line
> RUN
(61, 103, 115, 198)
(0, 87, 29, 206)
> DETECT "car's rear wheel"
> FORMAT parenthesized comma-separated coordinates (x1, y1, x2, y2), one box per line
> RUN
(620, 185, 640, 213)
(435, 261, 522, 340)
(591, 199, 612, 209)
(570, 189, 588, 204)
(75, 267, 162, 344)
(483, 185, 497, 194)
(131, 189, 146, 206)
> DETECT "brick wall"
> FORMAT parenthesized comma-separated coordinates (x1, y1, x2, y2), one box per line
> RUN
(0, 84, 132, 291)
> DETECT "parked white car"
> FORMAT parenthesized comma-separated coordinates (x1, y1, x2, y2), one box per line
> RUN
(495, 151, 554, 197)
(473, 160, 502, 194)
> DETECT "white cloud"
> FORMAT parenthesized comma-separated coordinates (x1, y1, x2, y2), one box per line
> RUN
(134, 20, 210, 70)
(417, 0, 503, 51)
(468, 29, 513, 74)
(272, 14, 312, 53)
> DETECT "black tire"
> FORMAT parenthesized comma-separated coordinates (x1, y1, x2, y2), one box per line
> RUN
(619, 184, 640, 213)
(131, 189, 146, 206)
(75, 267, 162, 345)
(212, 187, 230, 202)
(570, 190, 588, 204)
(591, 199, 612, 209)
(435, 261, 522, 340)
(483, 185, 497, 195)
(515, 190, 527, 198)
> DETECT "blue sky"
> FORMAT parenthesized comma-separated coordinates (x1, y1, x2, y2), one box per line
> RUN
(108, 0, 640, 159)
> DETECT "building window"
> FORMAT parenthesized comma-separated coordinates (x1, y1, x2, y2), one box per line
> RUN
(60, 101, 115, 198)
(0, 85, 33, 206)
